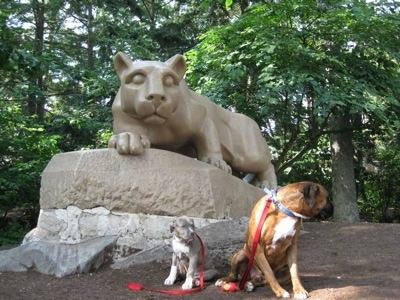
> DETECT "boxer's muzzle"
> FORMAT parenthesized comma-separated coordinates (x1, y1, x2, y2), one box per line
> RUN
(315, 200, 334, 219)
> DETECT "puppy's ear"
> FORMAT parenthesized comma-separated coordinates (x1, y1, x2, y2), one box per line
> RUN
(186, 217, 195, 230)
(169, 220, 177, 233)
(303, 183, 318, 207)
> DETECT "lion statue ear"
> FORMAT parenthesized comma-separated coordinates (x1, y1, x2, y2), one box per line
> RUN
(114, 52, 133, 79)
(165, 54, 186, 81)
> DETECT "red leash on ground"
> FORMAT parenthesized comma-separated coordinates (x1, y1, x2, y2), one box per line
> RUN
(127, 233, 205, 295)
(222, 196, 273, 292)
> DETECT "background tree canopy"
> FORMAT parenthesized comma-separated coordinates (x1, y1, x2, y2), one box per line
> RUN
(1, 0, 399, 244)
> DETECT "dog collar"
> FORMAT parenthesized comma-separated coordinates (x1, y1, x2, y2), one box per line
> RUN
(263, 187, 310, 219)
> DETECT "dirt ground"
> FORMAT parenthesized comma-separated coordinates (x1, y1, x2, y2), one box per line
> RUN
(0, 222, 399, 300)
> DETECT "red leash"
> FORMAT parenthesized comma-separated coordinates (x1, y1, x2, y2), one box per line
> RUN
(238, 196, 273, 290)
(127, 233, 205, 295)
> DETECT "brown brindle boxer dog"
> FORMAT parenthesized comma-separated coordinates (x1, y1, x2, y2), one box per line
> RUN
(215, 181, 333, 299)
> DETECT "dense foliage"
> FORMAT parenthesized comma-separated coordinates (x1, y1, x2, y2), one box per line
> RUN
(186, 0, 400, 221)
(1, 0, 399, 244)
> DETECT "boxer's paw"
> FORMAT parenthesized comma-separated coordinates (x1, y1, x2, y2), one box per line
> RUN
(293, 284, 309, 299)
(276, 290, 290, 298)
(215, 276, 235, 286)
(244, 281, 255, 292)
(294, 290, 310, 299)
(215, 279, 225, 286)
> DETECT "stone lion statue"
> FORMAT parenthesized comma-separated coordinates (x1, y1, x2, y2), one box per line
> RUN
(108, 52, 277, 188)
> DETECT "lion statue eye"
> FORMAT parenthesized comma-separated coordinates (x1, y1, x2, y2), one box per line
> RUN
(163, 75, 176, 87)
(126, 73, 146, 85)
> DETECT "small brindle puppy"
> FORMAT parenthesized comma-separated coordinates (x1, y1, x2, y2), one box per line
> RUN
(164, 216, 217, 290)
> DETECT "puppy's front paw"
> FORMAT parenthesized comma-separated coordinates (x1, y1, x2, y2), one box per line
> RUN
(182, 278, 193, 290)
(164, 276, 175, 286)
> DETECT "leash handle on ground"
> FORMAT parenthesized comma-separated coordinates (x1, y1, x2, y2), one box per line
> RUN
(127, 233, 205, 295)
(238, 197, 273, 290)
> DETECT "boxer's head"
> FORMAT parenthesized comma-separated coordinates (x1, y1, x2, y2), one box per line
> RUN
(302, 182, 333, 219)
(278, 182, 334, 219)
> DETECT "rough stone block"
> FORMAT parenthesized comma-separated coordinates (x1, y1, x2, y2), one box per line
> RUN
(40, 148, 265, 219)
(1, 149, 266, 277)
(0, 236, 118, 277)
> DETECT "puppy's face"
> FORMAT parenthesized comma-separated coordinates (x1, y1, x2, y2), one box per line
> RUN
(170, 216, 196, 243)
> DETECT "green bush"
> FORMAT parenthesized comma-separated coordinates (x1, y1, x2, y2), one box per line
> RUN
(0, 222, 27, 247)
(0, 102, 61, 244)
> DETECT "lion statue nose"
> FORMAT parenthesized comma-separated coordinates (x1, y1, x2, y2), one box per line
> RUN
(146, 93, 165, 107)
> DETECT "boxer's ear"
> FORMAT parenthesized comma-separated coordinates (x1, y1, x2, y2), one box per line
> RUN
(303, 183, 318, 207)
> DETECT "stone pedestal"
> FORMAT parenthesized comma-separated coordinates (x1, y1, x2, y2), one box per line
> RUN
(1, 149, 265, 277)
(40, 148, 263, 219)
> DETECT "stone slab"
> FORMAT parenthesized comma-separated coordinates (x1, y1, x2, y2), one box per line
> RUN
(0, 149, 267, 277)
(0, 236, 118, 277)
(40, 148, 265, 219)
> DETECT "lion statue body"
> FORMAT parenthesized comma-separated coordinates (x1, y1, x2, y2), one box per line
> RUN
(108, 52, 277, 188)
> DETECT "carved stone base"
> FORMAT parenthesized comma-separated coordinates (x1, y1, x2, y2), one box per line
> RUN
(40, 148, 264, 219)
(1, 149, 265, 276)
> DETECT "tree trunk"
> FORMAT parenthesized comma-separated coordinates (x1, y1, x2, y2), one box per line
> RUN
(87, 2, 94, 70)
(330, 115, 360, 222)
(28, 0, 46, 121)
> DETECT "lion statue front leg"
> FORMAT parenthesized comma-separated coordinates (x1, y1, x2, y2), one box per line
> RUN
(192, 118, 233, 174)
(200, 157, 232, 174)
(108, 132, 151, 155)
